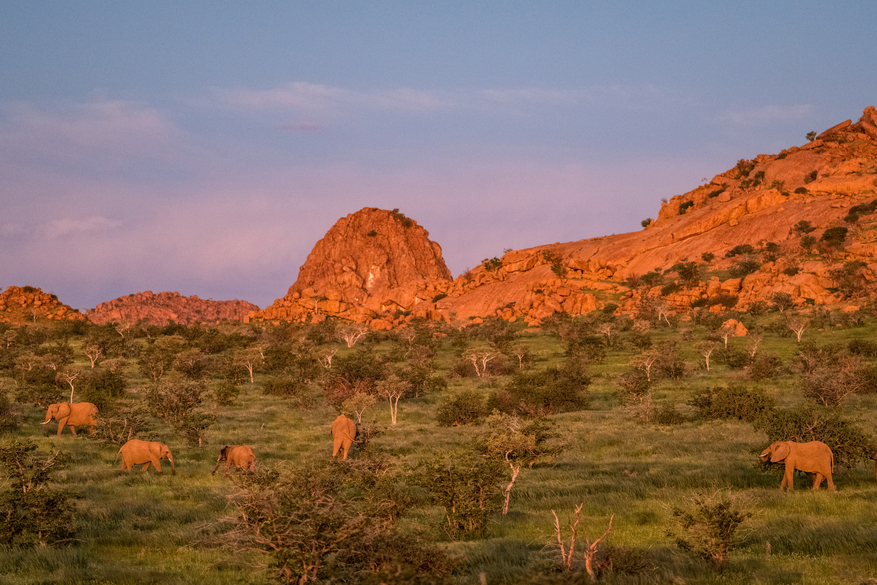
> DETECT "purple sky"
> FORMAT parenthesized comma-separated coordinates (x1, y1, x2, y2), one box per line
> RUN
(2, 2, 876, 310)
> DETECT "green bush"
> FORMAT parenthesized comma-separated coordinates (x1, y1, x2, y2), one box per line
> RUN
(653, 402, 686, 425)
(668, 492, 751, 567)
(489, 358, 591, 416)
(418, 447, 506, 539)
(729, 258, 761, 278)
(754, 404, 874, 468)
(435, 389, 487, 426)
(746, 353, 782, 381)
(821, 226, 848, 248)
(678, 200, 694, 215)
(690, 385, 774, 422)
(725, 244, 755, 258)
(214, 379, 241, 406)
(0, 441, 77, 547)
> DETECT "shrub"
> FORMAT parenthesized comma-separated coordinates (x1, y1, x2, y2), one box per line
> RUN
(367, 230, 378, 237)
(214, 379, 241, 406)
(725, 244, 755, 258)
(482, 257, 503, 272)
(746, 353, 782, 381)
(701, 252, 715, 263)
(707, 187, 726, 199)
(678, 200, 694, 215)
(829, 260, 869, 298)
(564, 335, 607, 363)
(435, 389, 487, 426)
(661, 282, 681, 296)
(735, 159, 755, 178)
(820, 226, 848, 248)
(78, 367, 127, 411)
(690, 385, 774, 422)
(641, 218, 652, 228)
(805, 170, 818, 183)
(489, 358, 591, 416)
(670, 260, 702, 288)
(640, 270, 664, 288)
(710, 294, 739, 309)
(225, 461, 451, 582)
(653, 402, 686, 425)
(668, 492, 751, 567)
(794, 186, 808, 194)
(783, 266, 800, 276)
(0, 440, 77, 547)
(418, 447, 506, 539)
(729, 258, 761, 278)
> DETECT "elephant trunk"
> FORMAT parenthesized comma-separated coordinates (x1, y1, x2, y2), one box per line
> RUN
(169, 455, 176, 476)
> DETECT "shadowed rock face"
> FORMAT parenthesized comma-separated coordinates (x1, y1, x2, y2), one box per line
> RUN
(252, 106, 877, 329)
(86, 291, 258, 326)
(253, 208, 453, 325)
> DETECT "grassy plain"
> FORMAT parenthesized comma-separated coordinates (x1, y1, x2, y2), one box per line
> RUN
(2, 312, 877, 584)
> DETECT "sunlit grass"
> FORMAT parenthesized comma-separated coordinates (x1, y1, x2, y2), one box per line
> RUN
(2, 317, 877, 583)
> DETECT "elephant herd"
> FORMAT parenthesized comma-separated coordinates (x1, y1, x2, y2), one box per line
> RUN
(41, 401, 359, 477)
(40, 402, 876, 488)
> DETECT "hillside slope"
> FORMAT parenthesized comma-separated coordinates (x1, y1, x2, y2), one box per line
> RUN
(251, 106, 877, 329)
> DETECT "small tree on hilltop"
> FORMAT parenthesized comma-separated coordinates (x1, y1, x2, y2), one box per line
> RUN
(787, 317, 808, 343)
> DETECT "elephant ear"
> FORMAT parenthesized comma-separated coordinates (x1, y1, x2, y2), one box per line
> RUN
(771, 442, 792, 462)
(57, 403, 72, 418)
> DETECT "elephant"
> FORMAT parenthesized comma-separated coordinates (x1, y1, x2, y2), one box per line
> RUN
(760, 440, 835, 491)
(118, 439, 176, 475)
(212, 445, 256, 476)
(41, 402, 98, 436)
(331, 414, 357, 460)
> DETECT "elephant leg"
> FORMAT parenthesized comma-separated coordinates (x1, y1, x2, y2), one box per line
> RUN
(781, 466, 794, 490)
(342, 440, 351, 460)
(825, 472, 836, 491)
(812, 473, 824, 490)
(332, 436, 342, 458)
(69, 425, 77, 435)
(57, 418, 68, 436)
(152, 457, 162, 473)
(141, 462, 151, 471)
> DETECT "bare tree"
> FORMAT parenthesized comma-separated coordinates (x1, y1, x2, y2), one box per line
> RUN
(376, 374, 411, 425)
(509, 344, 533, 370)
(597, 322, 615, 346)
(56, 366, 83, 403)
(234, 348, 263, 384)
(631, 349, 660, 382)
(745, 333, 763, 362)
(551, 506, 613, 582)
(338, 323, 370, 348)
(695, 341, 717, 372)
(787, 317, 808, 343)
(462, 346, 501, 379)
(341, 392, 377, 424)
(83, 344, 103, 368)
(318, 347, 338, 369)
(717, 324, 735, 348)
(655, 303, 673, 327)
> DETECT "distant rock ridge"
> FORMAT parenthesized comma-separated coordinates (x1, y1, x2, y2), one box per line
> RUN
(86, 291, 259, 326)
(0, 286, 84, 325)
(252, 105, 877, 328)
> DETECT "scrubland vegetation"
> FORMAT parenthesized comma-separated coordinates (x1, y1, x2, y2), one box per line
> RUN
(2, 303, 877, 584)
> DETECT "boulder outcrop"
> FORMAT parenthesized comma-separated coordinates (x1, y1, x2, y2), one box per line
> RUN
(0, 286, 84, 324)
(86, 291, 258, 326)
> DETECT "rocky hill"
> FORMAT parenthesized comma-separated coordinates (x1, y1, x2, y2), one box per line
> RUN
(86, 291, 259, 326)
(251, 106, 877, 329)
(251, 208, 453, 328)
(0, 286, 85, 325)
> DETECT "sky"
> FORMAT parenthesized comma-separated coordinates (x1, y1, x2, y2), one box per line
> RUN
(2, 1, 876, 311)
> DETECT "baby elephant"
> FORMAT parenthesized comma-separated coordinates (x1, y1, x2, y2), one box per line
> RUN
(760, 440, 835, 491)
(212, 445, 256, 476)
(331, 415, 357, 460)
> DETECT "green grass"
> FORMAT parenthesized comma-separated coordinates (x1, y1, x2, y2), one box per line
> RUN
(2, 315, 877, 583)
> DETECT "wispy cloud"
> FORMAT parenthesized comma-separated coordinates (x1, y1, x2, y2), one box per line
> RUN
(0, 100, 180, 163)
(216, 81, 461, 113)
(719, 104, 814, 126)
(39, 216, 123, 238)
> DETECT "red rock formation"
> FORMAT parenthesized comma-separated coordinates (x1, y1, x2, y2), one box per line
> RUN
(251, 208, 453, 327)
(253, 106, 877, 328)
(86, 291, 259, 326)
(0, 286, 84, 324)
